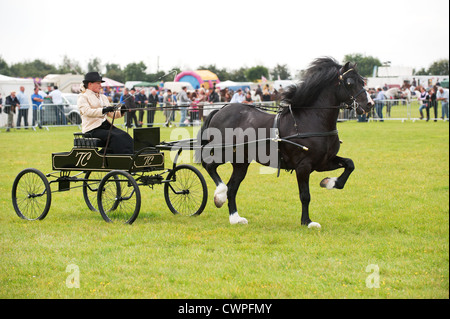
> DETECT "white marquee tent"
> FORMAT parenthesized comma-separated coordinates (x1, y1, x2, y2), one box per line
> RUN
(101, 77, 124, 87)
(0, 74, 35, 128)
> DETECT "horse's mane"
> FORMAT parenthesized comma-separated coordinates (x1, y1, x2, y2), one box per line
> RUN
(281, 57, 342, 108)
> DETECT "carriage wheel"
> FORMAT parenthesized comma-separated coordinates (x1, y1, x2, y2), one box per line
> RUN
(82, 171, 106, 212)
(97, 170, 141, 224)
(164, 164, 208, 216)
(12, 168, 52, 221)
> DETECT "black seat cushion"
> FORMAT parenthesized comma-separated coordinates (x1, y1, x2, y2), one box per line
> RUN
(73, 132, 106, 148)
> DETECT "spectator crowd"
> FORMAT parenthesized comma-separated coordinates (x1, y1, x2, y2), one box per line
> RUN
(363, 80, 449, 122)
(1, 80, 449, 131)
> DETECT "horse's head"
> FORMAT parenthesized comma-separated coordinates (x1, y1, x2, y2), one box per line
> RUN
(338, 62, 374, 115)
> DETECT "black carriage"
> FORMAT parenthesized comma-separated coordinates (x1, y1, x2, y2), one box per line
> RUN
(11, 127, 208, 224)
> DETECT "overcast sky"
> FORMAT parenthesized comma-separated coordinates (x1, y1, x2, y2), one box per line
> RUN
(1, 0, 449, 76)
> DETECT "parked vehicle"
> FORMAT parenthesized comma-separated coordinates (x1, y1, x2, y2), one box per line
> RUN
(62, 93, 81, 125)
(41, 93, 81, 125)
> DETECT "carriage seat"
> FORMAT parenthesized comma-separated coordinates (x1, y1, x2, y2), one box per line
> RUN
(73, 132, 106, 148)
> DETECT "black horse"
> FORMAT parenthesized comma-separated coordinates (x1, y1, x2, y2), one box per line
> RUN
(197, 57, 374, 228)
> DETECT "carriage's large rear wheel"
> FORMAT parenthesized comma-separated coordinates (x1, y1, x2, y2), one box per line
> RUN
(82, 171, 106, 212)
(164, 164, 208, 216)
(12, 168, 52, 221)
(97, 170, 141, 224)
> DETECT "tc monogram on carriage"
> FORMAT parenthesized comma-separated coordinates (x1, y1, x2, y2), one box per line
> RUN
(75, 151, 92, 167)
(143, 155, 155, 166)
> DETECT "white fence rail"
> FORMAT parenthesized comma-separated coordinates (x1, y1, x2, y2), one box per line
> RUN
(1, 99, 448, 132)
(339, 98, 448, 122)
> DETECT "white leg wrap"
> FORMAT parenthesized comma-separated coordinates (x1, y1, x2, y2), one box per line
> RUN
(214, 183, 228, 208)
(308, 221, 321, 229)
(229, 212, 248, 225)
(325, 177, 338, 190)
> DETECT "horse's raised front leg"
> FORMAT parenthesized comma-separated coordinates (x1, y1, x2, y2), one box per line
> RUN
(227, 163, 250, 225)
(319, 156, 355, 190)
(296, 166, 321, 229)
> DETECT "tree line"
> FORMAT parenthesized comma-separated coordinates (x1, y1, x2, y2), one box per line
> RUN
(1, 54, 447, 84)
(0, 55, 291, 84)
(343, 54, 448, 77)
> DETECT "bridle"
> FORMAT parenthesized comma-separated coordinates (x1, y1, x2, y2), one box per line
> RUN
(274, 67, 368, 136)
(270, 67, 369, 161)
(338, 68, 367, 114)
(277, 67, 368, 113)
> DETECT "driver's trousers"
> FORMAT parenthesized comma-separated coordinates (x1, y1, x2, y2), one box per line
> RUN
(87, 120, 134, 154)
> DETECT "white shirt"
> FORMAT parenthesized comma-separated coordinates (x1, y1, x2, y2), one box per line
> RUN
(49, 89, 63, 104)
(230, 92, 245, 103)
(437, 89, 449, 103)
(17, 90, 30, 109)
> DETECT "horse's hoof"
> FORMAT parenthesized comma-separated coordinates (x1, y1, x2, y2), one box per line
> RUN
(229, 212, 248, 225)
(214, 183, 228, 208)
(320, 177, 337, 190)
(214, 198, 224, 208)
(319, 178, 329, 188)
(308, 221, 321, 229)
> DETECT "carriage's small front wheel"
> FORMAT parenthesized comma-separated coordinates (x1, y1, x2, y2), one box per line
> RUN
(164, 164, 208, 216)
(97, 170, 141, 224)
(12, 168, 52, 221)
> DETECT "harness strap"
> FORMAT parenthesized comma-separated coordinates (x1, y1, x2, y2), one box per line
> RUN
(272, 111, 339, 143)
(273, 113, 282, 177)
(272, 111, 338, 177)
(289, 105, 300, 135)
(283, 130, 339, 139)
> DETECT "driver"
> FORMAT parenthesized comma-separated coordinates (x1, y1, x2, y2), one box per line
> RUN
(78, 72, 133, 154)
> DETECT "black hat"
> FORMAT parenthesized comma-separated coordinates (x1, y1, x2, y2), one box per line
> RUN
(83, 72, 105, 83)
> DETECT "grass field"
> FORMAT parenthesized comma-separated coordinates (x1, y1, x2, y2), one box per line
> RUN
(0, 114, 448, 299)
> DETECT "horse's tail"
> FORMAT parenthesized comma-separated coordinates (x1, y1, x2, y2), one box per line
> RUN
(195, 109, 220, 163)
